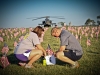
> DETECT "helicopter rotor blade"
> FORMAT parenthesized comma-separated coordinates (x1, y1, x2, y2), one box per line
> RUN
(49, 16, 65, 19)
(56, 17, 65, 19)
(50, 16, 63, 17)
(32, 17, 45, 21)
(27, 16, 65, 21)
(26, 17, 39, 19)
(27, 16, 45, 19)
(27, 16, 64, 19)
(50, 17, 65, 19)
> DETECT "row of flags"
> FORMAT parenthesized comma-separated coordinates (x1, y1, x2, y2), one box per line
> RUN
(0, 26, 100, 68)
(67, 26, 100, 47)
(0, 28, 28, 68)
(60, 26, 100, 48)
(0, 26, 99, 43)
(0, 26, 100, 52)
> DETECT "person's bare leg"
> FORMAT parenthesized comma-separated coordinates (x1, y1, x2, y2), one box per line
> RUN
(56, 51, 75, 65)
(27, 50, 43, 66)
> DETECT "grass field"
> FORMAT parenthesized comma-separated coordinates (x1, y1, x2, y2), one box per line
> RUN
(0, 27, 100, 75)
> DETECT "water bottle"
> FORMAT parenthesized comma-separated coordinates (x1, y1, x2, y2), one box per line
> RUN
(43, 57, 46, 66)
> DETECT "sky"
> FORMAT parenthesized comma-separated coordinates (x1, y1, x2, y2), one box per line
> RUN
(0, 0, 100, 28)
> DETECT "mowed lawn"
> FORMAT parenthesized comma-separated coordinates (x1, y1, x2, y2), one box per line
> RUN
(0, 27, 100, 75)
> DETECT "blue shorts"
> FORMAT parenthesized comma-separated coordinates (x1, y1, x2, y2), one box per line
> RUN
(15, 50, 31, 61)
(63, 50, 82, 61)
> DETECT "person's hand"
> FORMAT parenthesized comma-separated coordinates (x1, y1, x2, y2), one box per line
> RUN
(43, 52, 46, 56)
(42, 51, 46, 56)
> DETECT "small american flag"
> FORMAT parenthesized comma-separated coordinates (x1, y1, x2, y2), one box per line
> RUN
(0, 36, 3, 42)
(86, 38, 91, 47)
(75, 34, 78, 40)
(1, 43, 9, 54)
(0, 43, 10, 68)
(95, 31, 99, 40)
(45, 44, 56, 65)
(14, 40, 18, 48)
(46, 44, 54, 55)
(0, 56, 10, 68)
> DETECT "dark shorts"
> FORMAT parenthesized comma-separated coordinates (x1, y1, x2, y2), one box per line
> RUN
(14, 50, 31, 61)
(63, 50, 82, 61)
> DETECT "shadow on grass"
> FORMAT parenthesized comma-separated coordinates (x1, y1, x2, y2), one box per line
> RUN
(37, 56, 68, 66)
(9, 48, 14, 51)
(3, 55, 68, 68)
(56, 58, 67, 65)
(0, 65, 3, 69)
(7, 53, 19, 65)
(87, 50, 100, 54)
(0, 53, 19, 69)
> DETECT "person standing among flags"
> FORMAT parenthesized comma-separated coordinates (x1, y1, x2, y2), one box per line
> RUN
(51, 27, 83, 68)
(14, 26, 46, 68)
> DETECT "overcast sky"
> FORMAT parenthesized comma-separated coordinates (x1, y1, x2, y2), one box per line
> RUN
(0, 0, 100, 28)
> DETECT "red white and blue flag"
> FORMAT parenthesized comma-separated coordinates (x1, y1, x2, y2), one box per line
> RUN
(0, 43, 10, 68)
(46, 44, 54, 55)
(45, 44, 56, 65)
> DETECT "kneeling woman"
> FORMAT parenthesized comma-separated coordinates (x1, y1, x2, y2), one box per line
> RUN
(14, 26, 46, 68)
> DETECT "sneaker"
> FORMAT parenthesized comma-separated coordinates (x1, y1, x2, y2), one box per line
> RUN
(25, 64, 34, 68)
(71, 61, 79, 69)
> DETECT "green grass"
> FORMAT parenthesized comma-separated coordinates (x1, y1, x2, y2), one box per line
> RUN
(0, 27, 100, 75)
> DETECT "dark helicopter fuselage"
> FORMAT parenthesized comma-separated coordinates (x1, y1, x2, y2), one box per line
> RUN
(42, 18, 52, 27)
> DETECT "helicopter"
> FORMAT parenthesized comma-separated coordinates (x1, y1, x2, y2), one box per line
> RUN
(27, 16, 65, 27)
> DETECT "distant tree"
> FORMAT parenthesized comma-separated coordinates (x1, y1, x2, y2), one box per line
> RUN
(85, 18, 95, 26)
(97, 16, 100, 25)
